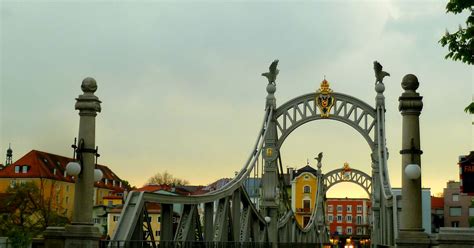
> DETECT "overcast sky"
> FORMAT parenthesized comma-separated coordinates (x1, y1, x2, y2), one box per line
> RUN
(1, 0, 472, 198)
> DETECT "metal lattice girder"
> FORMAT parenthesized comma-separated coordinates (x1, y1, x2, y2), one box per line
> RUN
(213, 197, 230, 242)
(174, 204, 201, 241)
(274, 92, 377, 150)
(111, 191, 145, 241)
(323, 168, 372, 196)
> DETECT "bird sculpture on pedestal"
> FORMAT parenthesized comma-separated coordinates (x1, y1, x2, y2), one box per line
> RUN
(314, 152, 323, 169)
(373, 61, 390, 84)
(262, 59, 279, 85)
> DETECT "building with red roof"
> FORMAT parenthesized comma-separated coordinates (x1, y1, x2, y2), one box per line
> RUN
(0, 149, 129, 220)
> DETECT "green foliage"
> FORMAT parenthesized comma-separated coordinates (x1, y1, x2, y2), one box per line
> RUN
(465, 102, 474, 114)
(0, 182, 69, 246)
(439, 0, 474, 65)
(469, 217, 474, 227)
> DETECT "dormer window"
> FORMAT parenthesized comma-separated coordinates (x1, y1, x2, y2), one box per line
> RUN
(105, 179, 108, 184)
(14, 166, 20, 173)
(112, 180, 115, 187)
(22, 165, 29, 173)
(64, 171, 67, 177)
(53, 168, 57, 175)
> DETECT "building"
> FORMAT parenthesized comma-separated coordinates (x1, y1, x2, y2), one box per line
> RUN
(443, 180, 474, 227)
(291, 162, 319, 227)
(431, 196, 444, 233)
(326, 198, 371, 241)
(392, 188, 431, 234)
(0, 149, 128, 220)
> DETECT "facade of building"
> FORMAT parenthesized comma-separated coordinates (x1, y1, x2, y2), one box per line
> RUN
(0, 150, 128, 220)
(443, 180, 474, 228)
(326, 198, 371, 239)
(431, 196, 444, 233)
(392, 188, 431, 234)
(291, 163, 319, 227)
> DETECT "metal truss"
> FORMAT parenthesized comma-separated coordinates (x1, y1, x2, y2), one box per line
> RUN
(322, 168, 372, 197)
(274, 92, 377, 150)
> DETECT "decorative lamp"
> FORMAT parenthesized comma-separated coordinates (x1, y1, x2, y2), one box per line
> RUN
(94, 168, 103, 182)
(66, 161, 81, 176)
(405, 163, 421, 179)
(264, 216, 271, 223)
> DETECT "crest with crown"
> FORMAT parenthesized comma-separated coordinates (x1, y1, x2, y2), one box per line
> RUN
(315, 77, 335, 118)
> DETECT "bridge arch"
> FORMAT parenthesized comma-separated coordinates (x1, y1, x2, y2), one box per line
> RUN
(274, 92, 377, 151)
(322, 168, 372, 197)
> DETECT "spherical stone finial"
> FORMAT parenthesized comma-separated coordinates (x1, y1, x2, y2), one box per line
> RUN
(401, 74, 419, 91)
(266, 83, 276, 94)
(375, 82, 385, 93)
(81, 77, 98, 93)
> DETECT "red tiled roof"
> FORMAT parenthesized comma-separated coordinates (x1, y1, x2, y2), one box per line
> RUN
(103, 195, 123, 200)
(431, 196, 444, 209)
(0, 150, 129, 191)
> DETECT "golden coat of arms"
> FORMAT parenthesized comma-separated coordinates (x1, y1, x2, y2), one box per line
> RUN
(315, 78, 335, 118)
(341, 162, 351, 180)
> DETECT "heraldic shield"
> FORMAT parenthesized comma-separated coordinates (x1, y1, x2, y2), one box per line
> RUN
(315, 78, 335, 118)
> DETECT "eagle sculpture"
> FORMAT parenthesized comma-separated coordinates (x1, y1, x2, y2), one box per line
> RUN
(373, 61, 390, 84)
(262, 59, 279, 84)
(314, 152, 323, 163)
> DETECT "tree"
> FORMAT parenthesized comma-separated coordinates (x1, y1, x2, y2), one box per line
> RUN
(464, 101, 474, 114)
(0, 182, 68, 247)
(146, 171, 189, 186)
(439, 0, 474, 65)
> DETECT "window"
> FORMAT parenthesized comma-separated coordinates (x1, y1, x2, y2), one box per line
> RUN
(108, 200, 113, 207)
(328, 215, 333, 223)
(303, 186, 310, 193)
(449, 207, 462, 216)
(53, 168, 57, 175)
(336, 226, 342, 234)
(155, 230, 161, 236)
(303, 217, 310, 227)
(303, 200, 311, 209)
(346, 205, 352, 212)
(451, 221, 459, 227)
(346, 227, 352, 235)
(93, 218, 100, 224)
(65, 197, 69, 204)
(304, 175, 309, 180)
(113, 215, 119, 222)
(337, 205, 342, 213)
(346, 215, 352, 223)
(337, 215, 342, 223)
(22, 166, 28, 173)
(64, 209, 68, 215)
(14, 166, 20, 173)
(158, 216, 161, 223)
(469, 207, 474, 217)
(357, 205, 363, 213)
(357, 227, 363, 235)
(356, 215, 362, 224)
(66, 185, 69, 192)
(328, 205, 333, 212)
(452, 194, 459, 201)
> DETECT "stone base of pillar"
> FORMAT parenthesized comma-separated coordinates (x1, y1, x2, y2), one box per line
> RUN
(44, 224, 101, 248)
(436, 227, 474, 248)
(396, 229, 431, 248)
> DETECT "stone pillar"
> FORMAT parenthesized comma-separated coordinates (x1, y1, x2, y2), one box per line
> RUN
(45, 77, 102, 248)
(396, 74, 430, 247)
(262, 82, 279, 247)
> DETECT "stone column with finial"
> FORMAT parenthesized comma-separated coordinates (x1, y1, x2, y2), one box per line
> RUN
(45, 77, 102, 248)
(396, 74, 430, 248)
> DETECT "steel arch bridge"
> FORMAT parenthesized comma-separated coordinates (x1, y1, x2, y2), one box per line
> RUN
(111, 62, 397, 247)
(322, 168, 372, 197)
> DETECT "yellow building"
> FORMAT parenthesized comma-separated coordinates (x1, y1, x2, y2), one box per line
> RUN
(291, 163, 319, 227)
(0, 150, 128, 221)
(107, 203, 162, 240)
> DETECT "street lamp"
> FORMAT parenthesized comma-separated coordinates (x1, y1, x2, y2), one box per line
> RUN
(66, 138, 103, 182)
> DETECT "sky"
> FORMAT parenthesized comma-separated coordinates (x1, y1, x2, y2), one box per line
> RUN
(1, 0, 472, 198)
